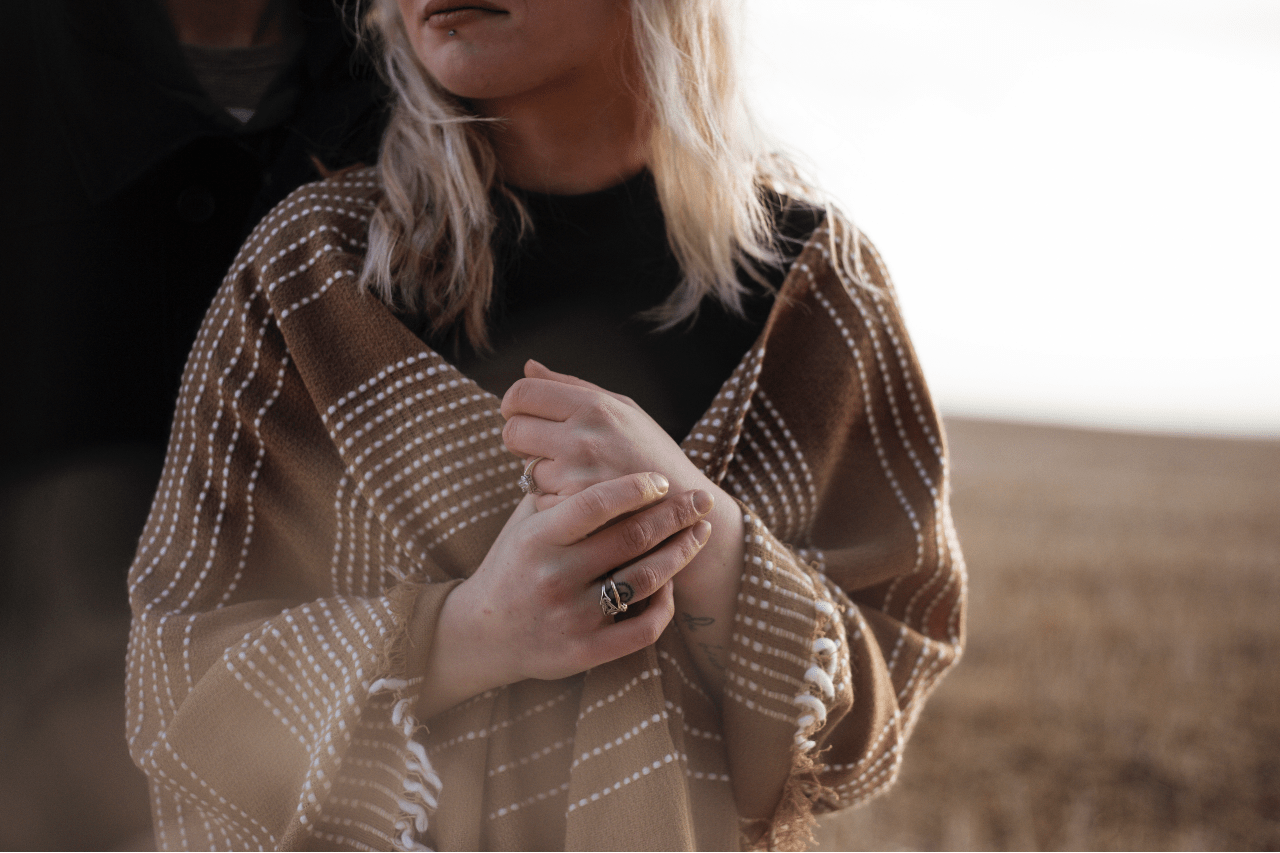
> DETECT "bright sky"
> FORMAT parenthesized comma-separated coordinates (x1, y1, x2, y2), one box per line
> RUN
(744, 0, 1280, 438)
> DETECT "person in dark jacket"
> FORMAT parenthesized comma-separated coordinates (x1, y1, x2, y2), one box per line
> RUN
(0, 1, 387, 846)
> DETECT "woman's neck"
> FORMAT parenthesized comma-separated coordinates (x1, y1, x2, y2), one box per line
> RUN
(483, 93, 648, 196)
(476, 32, 649, 195)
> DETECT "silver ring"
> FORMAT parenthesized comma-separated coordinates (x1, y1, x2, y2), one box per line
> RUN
(518, 456, 546, 496)
(599, 578, 628, 617)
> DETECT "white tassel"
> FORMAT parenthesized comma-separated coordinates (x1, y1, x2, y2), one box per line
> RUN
(397, 799, 430, 833)
(804, 665, 835, 700)
(814, 636, 840, 680)
(397, 826, 429, 851)
(790, 595, 844, 753)
(794, 693, 827, 724)
(369, 678, 441, 851)
(369, 676, 410, 695)
(812, 637, 838, 658)
(404, 782, 439, 810)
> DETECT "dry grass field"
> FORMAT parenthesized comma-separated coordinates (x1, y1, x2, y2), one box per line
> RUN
(814, 418, 1280, 851)
(2, 418, 1277, 849)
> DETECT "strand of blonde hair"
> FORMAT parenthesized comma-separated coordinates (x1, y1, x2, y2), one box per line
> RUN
(358, 0, 825, 349)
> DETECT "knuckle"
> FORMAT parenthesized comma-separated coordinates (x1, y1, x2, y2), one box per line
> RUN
(630, 473, 653, 503)
(620, 517, 654, 553)
(582, 396, 624, 430)
(678, 531, 704, 565)
(526, 576, 553, 609)
(636, 618, 664, 649)
(505, 378, 531, 410)
(572, 433, 603, 465)
(530, 563, 565, 599)
(501, 417, 521, 449)
(602, 397, 631, 428)
(668, 496, 699, 528)
(499, 386, 517, 419)
(580, 398, 608, 427)
(571, 487, 610, 523)
(630, 562, 662, 597)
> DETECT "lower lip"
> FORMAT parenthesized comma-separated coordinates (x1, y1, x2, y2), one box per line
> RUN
(426, 8, 506, 30)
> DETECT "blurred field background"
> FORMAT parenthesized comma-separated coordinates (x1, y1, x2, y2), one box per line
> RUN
(2, 417, 1277, 849)
(815, 418, 1280, 851)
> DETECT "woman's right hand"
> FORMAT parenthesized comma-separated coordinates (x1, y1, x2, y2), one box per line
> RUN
(413, 471, 712, 720)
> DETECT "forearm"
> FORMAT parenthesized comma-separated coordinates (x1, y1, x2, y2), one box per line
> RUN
(674, 488, 795, 820)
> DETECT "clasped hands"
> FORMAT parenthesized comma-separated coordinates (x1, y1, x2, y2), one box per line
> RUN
(417, 359, 740, 716)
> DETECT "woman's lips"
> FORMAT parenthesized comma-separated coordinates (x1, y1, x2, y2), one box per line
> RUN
(425, 6, 508, 30)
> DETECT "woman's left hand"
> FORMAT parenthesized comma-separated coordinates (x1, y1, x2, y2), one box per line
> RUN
(501, 359, 775, 816)
(500, 359, 711, 512)
(500, 358, 746, 697)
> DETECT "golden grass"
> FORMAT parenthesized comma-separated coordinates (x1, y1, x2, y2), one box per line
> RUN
(814, 418, 1280, 851)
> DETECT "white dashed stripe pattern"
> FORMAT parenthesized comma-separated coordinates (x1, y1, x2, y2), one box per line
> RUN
(125, 173, 963, 853)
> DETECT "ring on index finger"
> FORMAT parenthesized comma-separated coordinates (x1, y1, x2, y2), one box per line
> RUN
(518, 456, 546, 496)
(599, 577, 628, 617)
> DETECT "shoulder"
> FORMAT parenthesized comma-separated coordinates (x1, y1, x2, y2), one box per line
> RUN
(768, 209, 924, 383)
(784, 207, 896, 303)
(229, 167, 383, 277)
(771, 193, 828, 251)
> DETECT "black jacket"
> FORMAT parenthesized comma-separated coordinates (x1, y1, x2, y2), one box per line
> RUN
(3, 0, 388, 474)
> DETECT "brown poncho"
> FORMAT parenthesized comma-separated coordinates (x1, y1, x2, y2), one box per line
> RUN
(126, 170, 965, 851)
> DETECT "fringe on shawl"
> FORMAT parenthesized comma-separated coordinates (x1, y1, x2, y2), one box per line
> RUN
(748, 218, 936, 851)
(368, 584, 443, 852)
(740, 592, 847, 852)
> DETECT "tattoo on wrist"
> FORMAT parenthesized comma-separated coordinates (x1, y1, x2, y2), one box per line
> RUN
(615, 581, 634, 603)
(698, 642, 728, 674)
(680, 612, 715, 631)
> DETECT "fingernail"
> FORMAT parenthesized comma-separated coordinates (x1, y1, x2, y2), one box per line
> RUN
(650, 473, 669, 493)
(692, 520, 712, 545)
(692, 490, 714, 514)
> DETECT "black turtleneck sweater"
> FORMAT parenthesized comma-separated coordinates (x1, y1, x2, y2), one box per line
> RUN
(424, 171, 822, 441)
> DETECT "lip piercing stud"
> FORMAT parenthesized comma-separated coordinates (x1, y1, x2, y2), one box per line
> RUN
(448, 29, 456, 35)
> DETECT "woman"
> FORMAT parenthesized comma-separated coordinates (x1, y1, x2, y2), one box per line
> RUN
(125, 0, 965, 849)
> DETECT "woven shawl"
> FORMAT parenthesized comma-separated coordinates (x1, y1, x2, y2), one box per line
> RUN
(125, 170, 965, 851)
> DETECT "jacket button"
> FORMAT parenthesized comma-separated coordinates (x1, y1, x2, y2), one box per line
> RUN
(176, 186, 216, 223)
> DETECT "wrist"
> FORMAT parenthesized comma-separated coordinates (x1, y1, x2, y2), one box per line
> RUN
(669, 485, 743, 697)
(414, 577, 515, 720)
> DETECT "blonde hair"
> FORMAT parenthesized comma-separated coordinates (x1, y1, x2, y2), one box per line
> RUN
(360, 0, 814, 349)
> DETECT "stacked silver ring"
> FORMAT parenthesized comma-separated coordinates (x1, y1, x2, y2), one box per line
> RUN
(599, 578, 627, 617)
